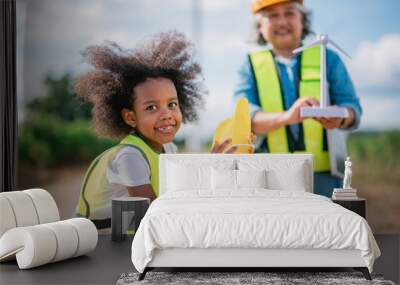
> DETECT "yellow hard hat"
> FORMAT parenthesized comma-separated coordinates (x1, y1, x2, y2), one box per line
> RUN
(211, 98, 254, 154)
(252, 0, 303, 14)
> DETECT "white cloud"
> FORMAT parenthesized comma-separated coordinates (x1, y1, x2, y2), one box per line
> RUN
(26, 0, 104, 47)
(176, 83, 237, 143)
(201, 0, 247, 12)
(349, 34, 400, 92)
(204, 31, 249, 54)
(360, 94, 400, 130)
(26, 0, 192, 50)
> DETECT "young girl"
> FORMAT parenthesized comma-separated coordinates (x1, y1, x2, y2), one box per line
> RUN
(74, 31, 231, 229)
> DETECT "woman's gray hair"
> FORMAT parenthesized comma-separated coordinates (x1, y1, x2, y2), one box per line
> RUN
(251, 3, 313, 45)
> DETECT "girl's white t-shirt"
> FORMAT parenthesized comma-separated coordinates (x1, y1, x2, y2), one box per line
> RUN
(93, 143, 177, 219)
(106, 143, 177, 188)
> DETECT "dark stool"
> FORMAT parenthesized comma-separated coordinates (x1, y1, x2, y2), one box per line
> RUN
(111, 197, 150, 242)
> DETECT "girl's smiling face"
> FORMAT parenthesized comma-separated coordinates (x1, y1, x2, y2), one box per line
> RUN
(122, 77, 182, 152)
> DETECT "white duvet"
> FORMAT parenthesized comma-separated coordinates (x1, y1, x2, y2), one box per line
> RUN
(131, 190, 380, 273)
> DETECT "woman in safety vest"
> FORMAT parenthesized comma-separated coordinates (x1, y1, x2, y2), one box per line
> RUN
(234, 0, 362, 197)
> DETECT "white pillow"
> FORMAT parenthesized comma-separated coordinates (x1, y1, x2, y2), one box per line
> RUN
(237, 159, 309, 192)
(167, 162, 212, 191)
(211, 168, 237, 190)
(236, 169, 267, 189)
(265, 166, 307, 191)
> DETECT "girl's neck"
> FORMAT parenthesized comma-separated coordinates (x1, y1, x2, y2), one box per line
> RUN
(132, 132, 164, 153)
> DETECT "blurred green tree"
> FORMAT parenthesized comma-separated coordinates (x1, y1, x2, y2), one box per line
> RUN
(26, 73, 92, 121)
(18, 73, 116, 167)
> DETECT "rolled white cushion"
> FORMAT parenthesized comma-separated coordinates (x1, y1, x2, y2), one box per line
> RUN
(64, 218, 98, 257)
(0, 189, 59, 239)
(23, 189, 59, 223)
(42, 221, 79, 262)
(0, 218, 97, 269)
(0, 196, 17, 237)
(0, 226, 57, 269)
(0, 191, 39, 227)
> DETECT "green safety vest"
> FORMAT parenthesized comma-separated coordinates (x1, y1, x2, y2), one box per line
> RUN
(76, 134, 160, 220)
(249, 46, 330, 172)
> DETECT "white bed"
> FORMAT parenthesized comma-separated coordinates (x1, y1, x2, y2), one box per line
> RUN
(131, 154, 380, 280)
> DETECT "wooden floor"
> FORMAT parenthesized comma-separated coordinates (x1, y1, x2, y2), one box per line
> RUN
(0, 235, 398, 285)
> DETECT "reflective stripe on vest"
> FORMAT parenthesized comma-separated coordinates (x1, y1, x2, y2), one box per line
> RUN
(249, 46, 330, 172)
(76, 134, 160, 219)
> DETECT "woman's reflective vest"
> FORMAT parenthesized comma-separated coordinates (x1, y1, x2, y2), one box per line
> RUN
(249, 46, 330, 172)
(76, 134, 159, 221)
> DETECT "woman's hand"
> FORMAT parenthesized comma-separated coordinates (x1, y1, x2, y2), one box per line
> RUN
(283, 97, 320, 125)
(313, 117, 343, 129)
(211, 139, 238, 154)
(313, 107, 355, 130)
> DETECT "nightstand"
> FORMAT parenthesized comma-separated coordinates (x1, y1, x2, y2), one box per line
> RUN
(332, 198, 366, 218)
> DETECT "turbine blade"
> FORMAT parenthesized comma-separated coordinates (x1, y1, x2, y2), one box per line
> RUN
(292, 46, 308, 54)
(308, 38, 323, 47)
(328, 39, 351, 59)
(292, 40, 321, 54)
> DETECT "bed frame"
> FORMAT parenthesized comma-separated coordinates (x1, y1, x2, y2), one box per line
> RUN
(138, 154, 371, 280)
(140, 248, 371, 280)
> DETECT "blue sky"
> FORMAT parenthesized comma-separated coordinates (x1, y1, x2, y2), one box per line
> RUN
(17, 0, 400, 145)
(310, 0, 400, 52)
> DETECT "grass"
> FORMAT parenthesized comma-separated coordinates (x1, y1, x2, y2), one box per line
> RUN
(348, 130, 400, 233)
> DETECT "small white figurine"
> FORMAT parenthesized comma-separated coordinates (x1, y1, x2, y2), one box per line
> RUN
(343, 157, 352, 189)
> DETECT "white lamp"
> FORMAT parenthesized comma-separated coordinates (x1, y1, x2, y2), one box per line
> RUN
(293, 34, 350, 118)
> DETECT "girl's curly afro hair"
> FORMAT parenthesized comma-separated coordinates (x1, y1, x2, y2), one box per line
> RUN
(75, 31, 207, 139)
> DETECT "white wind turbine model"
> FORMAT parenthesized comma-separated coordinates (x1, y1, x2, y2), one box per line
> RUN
(293, 34, 350, 118)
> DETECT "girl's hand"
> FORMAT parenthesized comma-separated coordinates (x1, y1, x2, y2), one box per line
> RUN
(211, 139, 237, 154)
(250, 133, 256, 143)
(127, 184, 156, 202)
(247, 133, 256, 153)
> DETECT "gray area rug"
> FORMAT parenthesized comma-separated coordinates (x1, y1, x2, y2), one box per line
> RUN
(117, 271, 396, 285)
